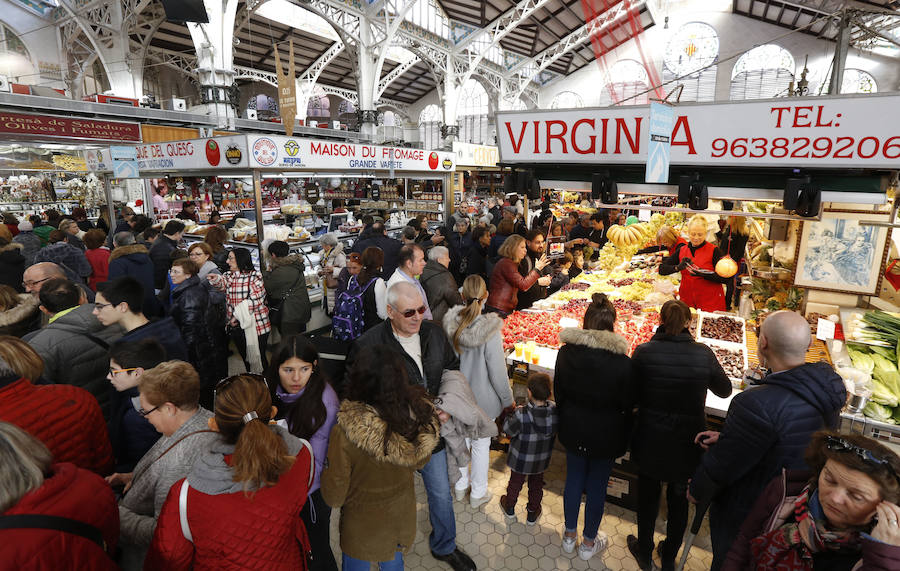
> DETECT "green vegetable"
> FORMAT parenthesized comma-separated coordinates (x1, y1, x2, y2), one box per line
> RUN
(871, 378, 900, 407)
(848, 348, 875, 374)
(893, 407, 900, 425)
(863, 401, 897, 424)
(860, 311, 900, 346)
(870, 345, 897, 364)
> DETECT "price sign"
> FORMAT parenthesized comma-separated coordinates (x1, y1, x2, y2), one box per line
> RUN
(304, 182, 319, 201)
(211, 185, 224, 207)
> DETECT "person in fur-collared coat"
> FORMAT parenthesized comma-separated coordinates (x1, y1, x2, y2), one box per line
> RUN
(0, 287, 41, 337)
(264, 241, 311, 337)
(321, 347, 440, 568)
(443, 275, 513, 508)
(554, 293, 636, 561)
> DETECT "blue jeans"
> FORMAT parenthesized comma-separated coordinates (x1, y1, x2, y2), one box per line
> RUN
(418, 448, 456, 556)
(342, 551, 403, 571)
(563, 451, 613, 540)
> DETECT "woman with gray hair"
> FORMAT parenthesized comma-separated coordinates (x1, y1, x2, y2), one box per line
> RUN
(420, 245, 463, 324)
(0, 421, 120, 568)
(318, 232, 346, 315)
(59, 218, 86, 251)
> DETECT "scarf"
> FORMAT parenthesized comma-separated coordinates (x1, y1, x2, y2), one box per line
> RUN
(751, 487, 865, 570)
(276, 384, 305, 404)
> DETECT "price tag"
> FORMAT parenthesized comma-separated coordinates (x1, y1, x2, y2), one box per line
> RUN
(638, 209, 651, 222)
(816, 318, 836, 341)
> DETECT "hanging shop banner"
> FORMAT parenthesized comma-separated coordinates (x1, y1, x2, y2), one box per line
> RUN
(0, 112, 141, 142)
(452, 142, 499, 168)
(130, 136, 249, 171)
(246, 135, 456, 172)
(110, 145, 139, 179)
(273, 40, 297, 137)
(496, 94, 900, 169)
(645, 102, 674, 183)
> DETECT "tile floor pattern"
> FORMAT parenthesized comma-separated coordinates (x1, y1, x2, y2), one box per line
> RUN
(325, 448, 714, 571)
(228, 351, 713, 570)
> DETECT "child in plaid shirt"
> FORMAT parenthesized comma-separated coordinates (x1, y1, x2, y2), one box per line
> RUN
(500, 373, 559, 525)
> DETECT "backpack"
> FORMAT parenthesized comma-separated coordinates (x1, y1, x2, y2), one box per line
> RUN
(332, 275, 377, 341)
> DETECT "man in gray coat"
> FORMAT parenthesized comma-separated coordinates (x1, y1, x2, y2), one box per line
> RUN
(420, 246, 463, 324)
(24, 278, 121, 418)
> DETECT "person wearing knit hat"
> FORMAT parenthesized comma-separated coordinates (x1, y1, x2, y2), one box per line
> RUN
(13, 221, 41, 266)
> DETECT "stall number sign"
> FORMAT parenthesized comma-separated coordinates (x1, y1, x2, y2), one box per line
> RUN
(248, 136, 456, 173)
(496, 94, 900, 169)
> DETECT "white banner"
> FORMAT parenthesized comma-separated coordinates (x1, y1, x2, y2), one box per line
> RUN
(130, 136, 250, 172)
(452, 142, 500, 168)
(246, 135, 456, 173)
(496, 94, 900, 169)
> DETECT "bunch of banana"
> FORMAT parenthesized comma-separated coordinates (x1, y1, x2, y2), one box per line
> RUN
(606, 223, 648, 248)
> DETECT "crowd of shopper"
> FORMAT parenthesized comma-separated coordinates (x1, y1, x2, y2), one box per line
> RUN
(1, 202, 899, 571)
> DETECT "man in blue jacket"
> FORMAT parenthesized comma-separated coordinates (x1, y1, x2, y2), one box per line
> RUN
(688, 310, 846, 571)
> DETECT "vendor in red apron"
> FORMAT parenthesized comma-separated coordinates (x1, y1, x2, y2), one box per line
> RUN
(659, 216, 727, 312)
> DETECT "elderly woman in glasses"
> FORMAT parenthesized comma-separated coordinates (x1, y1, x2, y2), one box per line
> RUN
(117, 361, 217, 568)
(723, 430, 900, 570)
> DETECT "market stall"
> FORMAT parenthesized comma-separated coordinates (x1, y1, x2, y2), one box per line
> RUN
(87, 134, 455, 331)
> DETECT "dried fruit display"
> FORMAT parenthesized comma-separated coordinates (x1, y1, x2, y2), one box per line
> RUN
(560, 282, 590, 291)
(709, 345, 745, 379)
(700, 315, 744, 344)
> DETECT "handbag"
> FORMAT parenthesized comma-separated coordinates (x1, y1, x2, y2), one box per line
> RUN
(268, 270, 303, 328)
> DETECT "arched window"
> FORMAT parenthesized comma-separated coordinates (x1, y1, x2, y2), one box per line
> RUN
(248, 94, 278, 120)
(816, 68, 878, 95)
(663, 22, 718, 102)
(338, 100, 356, 116)
(0, 23, 32, 80)
(418, 104, 441, 150)
(730, 44, 795, 100)
(600, 59, 650, 106)
(458, 79, 489, 145)
(550, 91, 583, 109)
(306, 86, 331, 118)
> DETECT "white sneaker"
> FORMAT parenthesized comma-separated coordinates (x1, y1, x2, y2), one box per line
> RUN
(578, 532, 609, 561)
(562, 534, 577, 554)
(455, 487, 468, 502)
(469, 491, 492, 509)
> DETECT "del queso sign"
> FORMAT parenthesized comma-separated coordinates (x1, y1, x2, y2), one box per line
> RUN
(496, 94, 900, 169)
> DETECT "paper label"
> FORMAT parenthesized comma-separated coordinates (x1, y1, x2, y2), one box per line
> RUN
(817, 318, 836, 341)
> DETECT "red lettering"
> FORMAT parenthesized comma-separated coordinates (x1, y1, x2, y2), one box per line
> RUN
(532, 121, 540, 154)
(792, 106, 813, 128)
(614, 117, 642, 154)
(311, 142, 323, 155)
(671, 116, 697, 155)
(571, 119, 596, 154)
(599, 118, 609, 154)
(545, 120, 568, 154)
(814, 106, 833, 127)
(771, 106, 790, 128)
(504, 122, 528, 154)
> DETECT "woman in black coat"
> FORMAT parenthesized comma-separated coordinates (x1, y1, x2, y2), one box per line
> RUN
(554, 293, 635, 561)
(627, 300, 732, 571)
(167, 257, 225, 408)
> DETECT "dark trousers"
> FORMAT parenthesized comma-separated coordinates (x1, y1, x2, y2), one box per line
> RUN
(505, 470, 545, 513)
(636, 475, 689, 566)
(708, 503, 734, 571)
(301, 489, 338, 571)
(229, 327, 269, 372)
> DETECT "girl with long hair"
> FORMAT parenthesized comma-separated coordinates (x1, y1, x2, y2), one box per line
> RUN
(321, 346, 440, 570)
(442, 275, 513, 509)
(267, 336, 340, 571)
(145, 374, 314, 570)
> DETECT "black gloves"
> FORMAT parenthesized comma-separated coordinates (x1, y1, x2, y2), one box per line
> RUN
(676, 258, 692, 271)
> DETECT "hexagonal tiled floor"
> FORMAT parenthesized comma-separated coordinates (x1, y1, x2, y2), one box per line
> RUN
(324, 446, 714, 570)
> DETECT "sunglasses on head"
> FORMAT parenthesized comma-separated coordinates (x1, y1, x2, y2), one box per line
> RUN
(824, 435, 900, 484)
(396, 305, 427, 318)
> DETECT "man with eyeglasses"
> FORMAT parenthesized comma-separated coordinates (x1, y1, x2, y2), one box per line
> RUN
(23, 261, 95, 303)
(688, 310, 847, 571)
(346, 281, 476, 571)
(23, 278, 122, 419)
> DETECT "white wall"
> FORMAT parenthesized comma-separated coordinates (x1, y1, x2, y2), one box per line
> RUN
(0, 4, 65, 90)
(538, 2, 899, 107)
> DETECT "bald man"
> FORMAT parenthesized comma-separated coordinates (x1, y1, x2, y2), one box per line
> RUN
(23, 261, 95, 303)
(688, 311, 846, 571)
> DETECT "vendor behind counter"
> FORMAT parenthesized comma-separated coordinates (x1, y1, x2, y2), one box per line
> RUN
(660, 216, 728, 313)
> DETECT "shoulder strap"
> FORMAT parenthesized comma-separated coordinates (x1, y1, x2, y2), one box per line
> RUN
(297, 438, 315, 488)
(178, 479, 193, 543)
(0, 514, 105, 550)
(128, 430, 215, 493)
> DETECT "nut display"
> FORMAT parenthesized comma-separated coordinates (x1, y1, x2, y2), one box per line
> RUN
(710, 345, 745, 379)
(700, 315, 744, 344)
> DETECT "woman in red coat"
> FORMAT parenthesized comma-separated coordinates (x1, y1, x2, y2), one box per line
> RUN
(0, 421, 119, 570)
(486, 235, 551, 316)
(660, 216, 727, 312)
(145, 373, 314, 571)
(83, 229, 110, 291)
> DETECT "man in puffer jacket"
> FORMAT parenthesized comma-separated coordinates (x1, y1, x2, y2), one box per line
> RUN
(689, 311, 847, 571)
(13, 220, 41, 266)
(108, 232, 162, 318)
